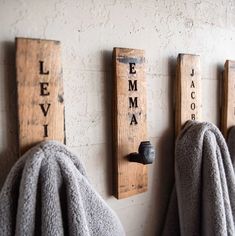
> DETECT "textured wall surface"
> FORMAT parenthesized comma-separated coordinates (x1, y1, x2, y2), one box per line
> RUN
(0, 0, 235, 235)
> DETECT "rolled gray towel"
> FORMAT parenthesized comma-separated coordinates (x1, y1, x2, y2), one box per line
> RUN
(163, 121, 235, 236)
(0, 141, 125, 236)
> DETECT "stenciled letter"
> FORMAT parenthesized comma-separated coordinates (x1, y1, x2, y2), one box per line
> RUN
(39, 103, 51, 117)
(190, 81, 195, 88)
(130, 114, 138, 125)
(40, 82, 50, 96)
(129, 97, 138, 108)
(39, 61, 49, 75)
(128, 80, 137, 91)
(129, 62, 136, 74)
(43, 124, 48, 137)
(191, 91, 195, 99)
(191, 103, 196, 110)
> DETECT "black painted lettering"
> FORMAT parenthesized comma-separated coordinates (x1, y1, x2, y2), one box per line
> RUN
(39, 61, 49, 75)
(191, 114, 196, 120)
(39, 103, 51, 117)
(191, 91, 195, 99)
(40, 82, 50, 96)
(43, 124, 48, 137)
(190, 81, 195, 88)
(129, 80, 137, 91)
(191, 103, 196, 110)
(130, 114, 138, 125)
(190, 69, 194, 76)
(129, 97, 138, 108)
(129, 63, 136, 74)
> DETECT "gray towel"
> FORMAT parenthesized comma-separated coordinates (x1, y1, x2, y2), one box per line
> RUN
(162, 121, 235, 236)
(0, 141, 125, 236)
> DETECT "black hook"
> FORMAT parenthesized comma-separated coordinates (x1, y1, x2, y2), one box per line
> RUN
(128, 141, 155, 165)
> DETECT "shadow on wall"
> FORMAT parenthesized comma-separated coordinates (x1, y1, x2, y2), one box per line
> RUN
(217, 64, 223, 128)
(144, 56, 177, 235)
(101, 50, 114, 196)
(157, 57, 177, 233)
(0, 41, 19, 189)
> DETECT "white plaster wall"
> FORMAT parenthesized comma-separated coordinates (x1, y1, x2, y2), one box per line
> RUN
(0, 0, 235, 235)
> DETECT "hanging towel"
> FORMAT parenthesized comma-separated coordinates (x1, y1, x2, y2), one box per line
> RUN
(0, 141, 125, 236)
(162, 121, 235, 236)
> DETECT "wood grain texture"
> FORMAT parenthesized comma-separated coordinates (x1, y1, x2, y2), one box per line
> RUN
(16, 37, 64, 155)
(113, 47, 148, 199)
(175, 54, 202, 137)
(221, 60, 235, 139)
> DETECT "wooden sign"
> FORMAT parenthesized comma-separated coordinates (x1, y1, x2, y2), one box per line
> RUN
(113, 47, 148, 199)
(16, 38, 65, 155)
(221, 60, 235, 138)
(175, 54, 202, 136)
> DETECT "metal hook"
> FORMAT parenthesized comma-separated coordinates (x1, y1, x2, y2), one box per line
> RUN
(128, 141, 155, 165)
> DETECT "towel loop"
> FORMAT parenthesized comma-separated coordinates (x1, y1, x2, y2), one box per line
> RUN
(128, 141, 155, 165)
